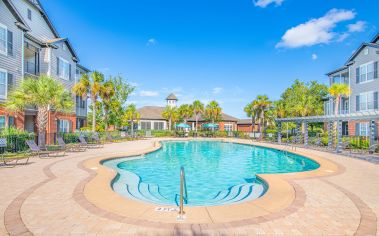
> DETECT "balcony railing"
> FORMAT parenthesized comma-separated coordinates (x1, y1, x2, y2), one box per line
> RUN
(76, 107, 87, 117)
(24, 61, 39, 76)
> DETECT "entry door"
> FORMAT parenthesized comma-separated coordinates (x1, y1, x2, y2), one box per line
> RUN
(25, 115, 35, 133)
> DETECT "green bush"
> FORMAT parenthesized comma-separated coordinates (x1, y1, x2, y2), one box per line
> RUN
(0, 128, 35, 153)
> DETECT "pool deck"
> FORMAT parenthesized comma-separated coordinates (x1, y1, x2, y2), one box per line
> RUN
(0, 138, 378, 235)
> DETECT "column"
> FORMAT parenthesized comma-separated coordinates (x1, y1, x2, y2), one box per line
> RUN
(296, 122, 301, 144)
(328, 121, 333, 149)
(336, 120, 342, 153)
(370, 120, 376, 147)
(304, 121, 308, 148)
(277, 122, 282, 144)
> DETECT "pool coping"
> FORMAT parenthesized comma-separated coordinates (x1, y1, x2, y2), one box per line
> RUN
(80, 138, 343, 227)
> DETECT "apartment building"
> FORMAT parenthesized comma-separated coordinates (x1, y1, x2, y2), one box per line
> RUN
(325, 33, 379, 137)
(0, 0, 89, 134)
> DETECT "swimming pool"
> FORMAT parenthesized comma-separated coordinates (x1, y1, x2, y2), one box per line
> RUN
(103, 141, 319, 206)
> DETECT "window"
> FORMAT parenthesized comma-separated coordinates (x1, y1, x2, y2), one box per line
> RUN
(27, 9, 32, 20)
(57, 57, 71, 80)
(58, 120, 70, 133)
(364, 48, 369, 55)
(0, 116, 5, 129)
(0, 69, 7, 99)
(358, 62, 375, 83)
(141, 122, 151, 130)
(0, 23, 7, 55)
(224, 124, 233, 132)
(24, 42, 40, 75)
(8, 116, 15, 128)
(359, 123, 369, 136)
(154, 122, 164, 130)
(358, 92, 377, 111)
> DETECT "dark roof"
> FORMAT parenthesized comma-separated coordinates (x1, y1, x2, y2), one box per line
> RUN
(77, 64, 91, 73)
(166, 93, 178, 100)
(237, 119, 253, 125)
(371, 33, 379, 43)
(188, 113, 238, 122)
(138, 106, 166, 120)
(2, 0, 30, 31)
(24, 0, 79, 61)
(345, 43, 379, 65)
(326, 66, 348, 76)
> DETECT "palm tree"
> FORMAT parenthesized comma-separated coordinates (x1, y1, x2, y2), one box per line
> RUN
(162, 106, 178, 130)
(124, 104, 140, 135)
(328, 83, 351, 116)
(252, 95, 272, 140)
(192, 100, 204, 132)
(73, 71, 105, 132)
(178, 104, 194, 124)
(6, 75, 74, 147)
(244, 103, 257, 132)
(205, 101, 222, 131)
(99, 80, 115, 131)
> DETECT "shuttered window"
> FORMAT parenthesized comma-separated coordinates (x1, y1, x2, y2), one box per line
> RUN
(0, 69, 7, 99)
(7, 31, 13, 56)
(7, 73, 13, 93)
(0, 24, 7, 55)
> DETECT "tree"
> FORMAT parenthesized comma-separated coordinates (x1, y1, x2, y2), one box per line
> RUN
(106, 76, 134, 129)
(73, 71, 105, 132)
(124, 104, 140, 135)
(178, 104, 194, 123)
(205, 101, 222, 131)
(6, 75, 74, 147)
(244, 103, 257, 132)
(328, 83, 350, 116)
(162, 106, 178, 130)
(252, 95, 272, 140)
(192, 100, 204, 132)
(99, 80, 115, 131)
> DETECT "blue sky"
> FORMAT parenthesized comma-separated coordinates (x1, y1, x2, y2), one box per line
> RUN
(41, 0, 379, 118)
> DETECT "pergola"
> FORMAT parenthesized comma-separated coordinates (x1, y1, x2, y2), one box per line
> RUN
(276, 110, 379, 153)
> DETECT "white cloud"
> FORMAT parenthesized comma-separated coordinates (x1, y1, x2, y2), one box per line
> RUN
(212, 87, 223, 94)
(276, 9, 356, 48)
(139, 90, 159, 97)
(311, 53, 318, 60)
(146, 38, 157, 46)
(254, 0, 284, 8)
(348, 21, 366, 32)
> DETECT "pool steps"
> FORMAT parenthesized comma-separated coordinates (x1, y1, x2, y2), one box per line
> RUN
(112, 170, 265, 206)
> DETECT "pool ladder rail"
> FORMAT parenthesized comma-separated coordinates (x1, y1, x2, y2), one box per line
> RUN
(177, 166, 188, 221)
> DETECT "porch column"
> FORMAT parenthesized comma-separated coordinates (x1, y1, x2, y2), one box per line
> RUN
(304, 121, 308, 148)
(336, 120, 342, 153)
(277, 122, 282, 144)
(370, 120, 376, 147)
(328, 121, 333, 149)
(295, 122, 301, 144)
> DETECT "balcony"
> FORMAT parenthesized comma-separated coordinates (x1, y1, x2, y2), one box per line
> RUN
(76, 107, 87, 117)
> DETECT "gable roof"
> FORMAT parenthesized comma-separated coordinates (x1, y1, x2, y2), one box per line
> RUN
(24, 0, 79, 61)
(345, 42, 379, 65)
(2, 0, 30, 31)
(371, 33, 379, 44)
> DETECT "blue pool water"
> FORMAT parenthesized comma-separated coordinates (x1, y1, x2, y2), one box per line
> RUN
(103, 141, 319, 206)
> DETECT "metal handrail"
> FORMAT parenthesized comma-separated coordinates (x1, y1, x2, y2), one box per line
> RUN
(178, 167, 188, 218)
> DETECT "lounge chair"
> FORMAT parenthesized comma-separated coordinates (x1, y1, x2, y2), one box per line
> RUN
(92, 133, 105, 147)
(368, 143, 378, 154)
(26, 140, 54, 158)
(0, 138, 30, 167)
(79, 136, 102, 149)
(57, 137, 85, 152)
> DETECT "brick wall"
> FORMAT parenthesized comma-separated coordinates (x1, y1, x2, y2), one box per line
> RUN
(0, 107, 25, 130)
